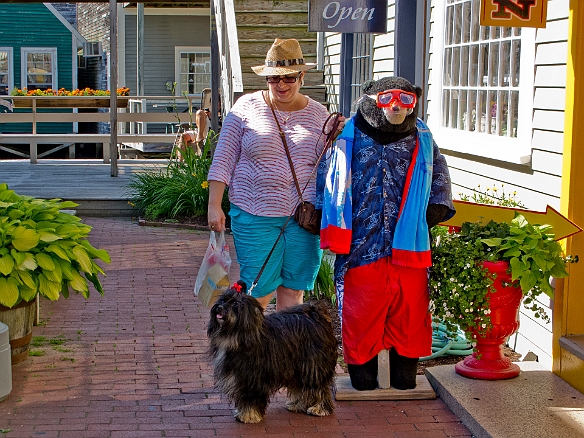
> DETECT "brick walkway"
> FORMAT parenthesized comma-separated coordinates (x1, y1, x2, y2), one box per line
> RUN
(0, 217, 471, 438)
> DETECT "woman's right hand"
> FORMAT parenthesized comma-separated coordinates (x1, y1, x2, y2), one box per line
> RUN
(208, 204, 226, 233)
(208, 180, 227, 232)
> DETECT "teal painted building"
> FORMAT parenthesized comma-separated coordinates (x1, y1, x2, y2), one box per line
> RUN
(0, 3, 85, 134)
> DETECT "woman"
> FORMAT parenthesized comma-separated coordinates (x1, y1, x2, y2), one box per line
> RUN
(207, 38, 331, 311)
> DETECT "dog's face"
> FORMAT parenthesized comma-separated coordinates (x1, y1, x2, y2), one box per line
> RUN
(207, 284, 264, 351)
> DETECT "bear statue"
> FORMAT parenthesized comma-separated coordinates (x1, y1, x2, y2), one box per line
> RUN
(318, 76, 456, 391)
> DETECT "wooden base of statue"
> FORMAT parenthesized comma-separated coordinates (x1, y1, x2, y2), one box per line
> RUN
(334, 350, 436, 400)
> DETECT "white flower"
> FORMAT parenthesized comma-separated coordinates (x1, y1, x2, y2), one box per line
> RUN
(482, 323, 487, 328)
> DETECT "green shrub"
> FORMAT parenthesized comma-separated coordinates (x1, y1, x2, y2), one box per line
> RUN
(306, 254, 336, 305)
(127, 130, 229, 220)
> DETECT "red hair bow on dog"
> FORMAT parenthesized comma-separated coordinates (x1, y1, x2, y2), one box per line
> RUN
(231, 282, 243, 293)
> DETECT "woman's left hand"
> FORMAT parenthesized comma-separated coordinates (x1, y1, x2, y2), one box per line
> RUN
(333, 116, 346, 140)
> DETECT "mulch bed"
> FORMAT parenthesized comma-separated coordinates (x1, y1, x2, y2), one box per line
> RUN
(139, 215, 523, 374)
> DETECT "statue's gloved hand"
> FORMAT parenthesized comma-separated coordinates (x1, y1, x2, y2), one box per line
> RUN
(426, 204, 449, 228)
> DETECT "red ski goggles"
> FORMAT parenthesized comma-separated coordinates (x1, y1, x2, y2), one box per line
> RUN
(372, 89, 417, 108)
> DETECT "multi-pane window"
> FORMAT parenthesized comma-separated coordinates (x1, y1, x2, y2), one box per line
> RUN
(21, 48, 57, 91)
(0, 48, 12, 95)
(442, 0, 520, 137)
(351, 34, 373, 114)
(176, 47, 211, 95)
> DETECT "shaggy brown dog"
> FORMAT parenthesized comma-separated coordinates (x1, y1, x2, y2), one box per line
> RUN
(207, 281, 338, 423)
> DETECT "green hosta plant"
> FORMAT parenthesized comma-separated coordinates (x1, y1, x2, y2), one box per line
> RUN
(0, 183, 111, 308)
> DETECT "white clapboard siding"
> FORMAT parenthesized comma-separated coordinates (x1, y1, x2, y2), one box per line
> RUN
(372, 1, 395, 78)
(535, 41, 568, 65)
(532, 109, 566, 132)
(446, 155, 562, 209)
(534, 65, 568, 87)
(546, 0, 570, 21)
(531, 149, 564, 176)
(533, 87, 567, 111)
(513, 309, 554, 370)
(535, 16, 569, 44)
(532, 129, 565, 154)
(323, 33, 342, 111)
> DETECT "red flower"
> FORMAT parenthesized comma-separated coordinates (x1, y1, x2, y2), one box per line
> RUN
(231, 283, 242, 293)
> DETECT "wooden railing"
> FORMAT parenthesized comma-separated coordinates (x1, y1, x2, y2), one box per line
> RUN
(0, 95, 206, 163)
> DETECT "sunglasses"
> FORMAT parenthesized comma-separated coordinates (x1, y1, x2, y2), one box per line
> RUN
(372, 89, 417, 108)
(266, 73, 302, 84)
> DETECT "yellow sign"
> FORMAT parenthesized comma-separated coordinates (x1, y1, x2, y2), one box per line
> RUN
(441, 200, 582, 241)
(480, 0, 547, 28)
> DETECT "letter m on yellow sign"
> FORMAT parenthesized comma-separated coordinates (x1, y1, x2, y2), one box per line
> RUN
(480, 0, 547, 28)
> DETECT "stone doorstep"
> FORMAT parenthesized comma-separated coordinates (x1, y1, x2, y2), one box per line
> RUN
(426, 362, 584, 438)
(559, 335, 584, 362)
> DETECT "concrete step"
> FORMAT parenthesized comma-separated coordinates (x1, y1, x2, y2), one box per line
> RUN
(426, 362, 584, 438)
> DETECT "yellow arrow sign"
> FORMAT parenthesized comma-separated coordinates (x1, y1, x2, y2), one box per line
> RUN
(441, 200, 582, 241)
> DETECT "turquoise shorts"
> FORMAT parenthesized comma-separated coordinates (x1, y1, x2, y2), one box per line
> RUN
(229, 204, 323, 298)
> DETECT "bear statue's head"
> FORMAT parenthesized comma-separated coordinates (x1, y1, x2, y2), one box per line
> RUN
(354, 76, 422, 144)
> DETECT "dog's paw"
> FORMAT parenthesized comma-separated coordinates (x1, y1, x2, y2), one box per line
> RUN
(306, 404, 333, 417)
(285, 400, 307, 413)
(234, 407, 264, 424)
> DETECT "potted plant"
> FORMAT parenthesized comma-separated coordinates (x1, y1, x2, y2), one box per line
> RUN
(429, 210, 577, 379)
(0, 183, 111, 363)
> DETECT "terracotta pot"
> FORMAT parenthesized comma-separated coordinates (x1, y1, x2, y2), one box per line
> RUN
(455, 261, 523, 380)
(0, 299, 36, 365)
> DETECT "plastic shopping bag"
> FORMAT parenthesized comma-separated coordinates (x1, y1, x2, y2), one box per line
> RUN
(194, 231, 232, 308)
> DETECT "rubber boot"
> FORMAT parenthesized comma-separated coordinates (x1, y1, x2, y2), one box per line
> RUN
(390, 349, 418, 390)
(348, 356, 378, 391)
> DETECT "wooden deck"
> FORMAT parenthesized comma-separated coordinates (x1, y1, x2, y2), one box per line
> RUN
(0, 159, 168, 216)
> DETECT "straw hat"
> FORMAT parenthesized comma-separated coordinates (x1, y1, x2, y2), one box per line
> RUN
(251, 38, 316, 76)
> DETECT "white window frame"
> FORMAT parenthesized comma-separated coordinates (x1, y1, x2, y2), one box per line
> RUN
(20, 47, 58, 91)
(427, 0, 535, 165)
(0, 47, 14, 96)
(174, 46, 211, 96)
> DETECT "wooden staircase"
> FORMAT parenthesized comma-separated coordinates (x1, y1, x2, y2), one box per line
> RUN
(232, 0, 326, 104)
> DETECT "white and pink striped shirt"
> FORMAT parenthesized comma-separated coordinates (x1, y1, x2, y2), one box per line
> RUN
(208, 91, 330, 217)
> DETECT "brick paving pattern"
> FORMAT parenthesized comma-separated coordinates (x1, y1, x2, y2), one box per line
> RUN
(0, 217, 471, 437)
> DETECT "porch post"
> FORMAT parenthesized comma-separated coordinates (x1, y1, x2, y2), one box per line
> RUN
(109, 0, 118, 177)
(210, 0, 220, 134)
(339, 33, 354, 117)
(556, 0, 584, 392)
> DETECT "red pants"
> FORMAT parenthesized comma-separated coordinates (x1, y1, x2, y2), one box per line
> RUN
(342, 257, 432, 365)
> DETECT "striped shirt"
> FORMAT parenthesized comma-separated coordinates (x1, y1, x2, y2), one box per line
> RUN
(208, 90, 330, 217)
